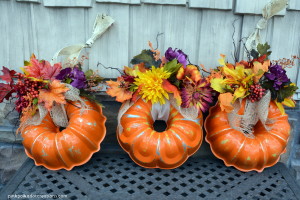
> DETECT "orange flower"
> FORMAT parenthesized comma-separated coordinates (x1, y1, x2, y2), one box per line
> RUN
(38, 80, 69, 111)
(106, 77, 133, 103)
(176, 65, 201, 82)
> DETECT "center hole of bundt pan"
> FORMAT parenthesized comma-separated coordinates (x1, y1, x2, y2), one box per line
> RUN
(153, 120, 167, 132)
(59, 127, 66, 132)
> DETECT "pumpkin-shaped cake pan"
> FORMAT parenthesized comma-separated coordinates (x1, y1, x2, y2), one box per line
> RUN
(21, 99, 106, 170)
(118, 98, 203, 169)
(205, 100, 290, 172)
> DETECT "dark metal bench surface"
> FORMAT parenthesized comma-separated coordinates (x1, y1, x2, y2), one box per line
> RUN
(1, 146, 300, 200)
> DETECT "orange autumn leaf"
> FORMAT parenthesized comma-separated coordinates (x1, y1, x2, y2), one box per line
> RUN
(218, 92, 234, 113)
(38, 80, 69, 111)
(162, 79, 182, 105)
(253, 60, 270, 83)
(106, 77, 133, 103)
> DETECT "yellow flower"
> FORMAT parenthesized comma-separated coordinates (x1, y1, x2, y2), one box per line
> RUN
(134, 66, 171, 104)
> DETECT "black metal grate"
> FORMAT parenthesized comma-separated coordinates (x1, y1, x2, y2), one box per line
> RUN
(1, 152, 300, 200)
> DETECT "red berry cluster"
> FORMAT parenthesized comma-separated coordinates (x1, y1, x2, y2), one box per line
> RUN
(14, 73, 45, 112)
(248, 84, 266, 103)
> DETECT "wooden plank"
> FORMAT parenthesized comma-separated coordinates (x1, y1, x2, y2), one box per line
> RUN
(43, 0, 93, 7)
(189, 0, 232, 10)
(87, 3, 130, 78)
(197, 10, 243, 70)
(31, 6, 87, 68)
(268, 12, 300, 85)
(234, 0, 286, 16)
(128, 4, 165, 69)
(16, 0, 40, 3)
(142, 0, 186, 5)
(288, 0, 300, 11)
(96, 0, 140, 4)
(160, 5, 202, 65)
(0, 1, 33, 71)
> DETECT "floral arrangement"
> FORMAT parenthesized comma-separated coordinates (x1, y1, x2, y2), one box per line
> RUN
(0, 54, 103, 128)
(106, 42, 214, 113)
(209, 43, 298, 114)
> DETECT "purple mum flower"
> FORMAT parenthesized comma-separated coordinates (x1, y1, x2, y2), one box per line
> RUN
(265, 64, 290, 90)
(55, 67, 72, 80)
(70, 67, 86, 89)
(165, 47, 188, 67)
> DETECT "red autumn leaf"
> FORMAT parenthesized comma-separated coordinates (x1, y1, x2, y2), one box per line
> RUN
(0, 83, 14, 103)
(0, 66, 16, 84)
(24, 57, 62, 80)
(162, 79, 182, 105)
(41, 61, 62, 80)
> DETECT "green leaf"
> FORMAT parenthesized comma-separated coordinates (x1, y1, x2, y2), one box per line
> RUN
(24, 61, 30, 66)
(277, 83, 298, 101)
(65, 78, 72, 84)
(163, 59, 182, 75)
(85, 69, 94, 78)
(130, 50, 161, 68)
(257, 43, 272, 58)
(129, 84, 138, 92)
(33, 98, 38, 105)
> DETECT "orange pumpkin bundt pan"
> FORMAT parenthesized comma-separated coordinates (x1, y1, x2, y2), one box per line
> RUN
(118, 98, 203, 169)
(205, 101, 290, 172)
(21, 99, 106, 170)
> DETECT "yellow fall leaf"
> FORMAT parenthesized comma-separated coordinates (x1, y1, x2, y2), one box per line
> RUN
(233, 86, 246, 101)
(275, 100, 285, 115)
(218, 55, 226, 66)
(282, 98, 295, 107)
(211, 78, 225, 93)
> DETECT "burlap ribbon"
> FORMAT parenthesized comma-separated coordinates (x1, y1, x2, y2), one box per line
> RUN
(19, 84, 87, 132)
(117, 95, 199, 135)
(245, 0, 288, 55)
(227, 91, 271, 137)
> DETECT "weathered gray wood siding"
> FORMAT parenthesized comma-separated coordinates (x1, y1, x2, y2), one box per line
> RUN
(0, 0, 299, 98)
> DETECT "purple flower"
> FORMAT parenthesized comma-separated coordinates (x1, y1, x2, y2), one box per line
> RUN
(181, 79, 213, 112)
(265, 64, 290, 90)
(165, 47, 188, 67)
(55, 67, 86, 89)
(55, 67, 72, 80)
(70, 67, 86, 89)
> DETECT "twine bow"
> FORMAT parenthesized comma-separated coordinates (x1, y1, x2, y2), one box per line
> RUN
(245, 0, 288, 55)
(51, 14, 115, 67)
